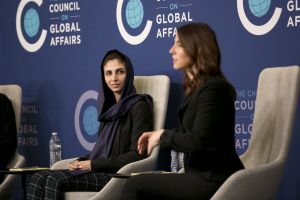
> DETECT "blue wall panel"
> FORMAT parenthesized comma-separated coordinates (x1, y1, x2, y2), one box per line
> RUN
(0, 0, 299, 198)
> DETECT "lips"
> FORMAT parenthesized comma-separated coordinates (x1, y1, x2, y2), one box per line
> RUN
(111, 84, 120, 88)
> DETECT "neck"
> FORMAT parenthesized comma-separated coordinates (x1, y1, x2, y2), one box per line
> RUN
(114, 93, 121, 102)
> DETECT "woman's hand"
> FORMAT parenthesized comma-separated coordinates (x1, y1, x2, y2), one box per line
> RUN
(138, 129, 164, 156)
(69, 160, 91, 171)
(68, 160, 80, 170)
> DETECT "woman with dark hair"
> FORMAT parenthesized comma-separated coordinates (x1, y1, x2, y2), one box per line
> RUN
(122, 22, 244, 200)
(27, 50, 153, 200)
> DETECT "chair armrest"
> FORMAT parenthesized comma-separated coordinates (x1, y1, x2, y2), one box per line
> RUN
(88, 146, 160, 200)
(50, 158, 78, 170)
(6, 151, 26, 169)
(211, 160, 284, 200)
(0, 151, 26, 198)
(117, 145, 160, 174)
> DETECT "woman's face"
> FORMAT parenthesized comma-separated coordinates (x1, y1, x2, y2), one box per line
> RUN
(169, 35, 193, 70)
(103, 59, 126, 96)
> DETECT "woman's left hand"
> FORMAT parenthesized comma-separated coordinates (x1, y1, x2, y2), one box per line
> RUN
(76, 160, 91, 170)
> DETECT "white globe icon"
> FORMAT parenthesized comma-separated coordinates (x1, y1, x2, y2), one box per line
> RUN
(125, 0, 144, 28)
(24, 8, 40, 37)
(248, 0, 271, 17)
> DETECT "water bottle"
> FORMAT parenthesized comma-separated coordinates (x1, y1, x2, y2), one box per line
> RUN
(49, 132, 62, 167)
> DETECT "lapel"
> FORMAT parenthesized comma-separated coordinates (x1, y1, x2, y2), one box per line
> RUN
(177, 95, 191, 124)
(177, 77, 213, 123)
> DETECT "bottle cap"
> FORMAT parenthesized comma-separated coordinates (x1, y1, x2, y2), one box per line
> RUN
(52, 132, 58, 136)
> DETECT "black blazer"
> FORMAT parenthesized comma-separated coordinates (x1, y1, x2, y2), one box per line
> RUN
(160, 77, 244, 183)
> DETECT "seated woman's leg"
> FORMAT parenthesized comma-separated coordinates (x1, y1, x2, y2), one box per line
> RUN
(123, 173, 221, 200)
(27, 170, 54, 200)
(44, 171, 112, 200)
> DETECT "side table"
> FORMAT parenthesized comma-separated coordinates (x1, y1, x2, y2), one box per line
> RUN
(0, 167, 49, 200)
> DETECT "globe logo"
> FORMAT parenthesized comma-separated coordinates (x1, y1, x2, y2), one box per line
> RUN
(23, 8, 40, 37)
(125, 0, 144, 28)
(83, 106, 100, 136)
(248, 0, 271, 17)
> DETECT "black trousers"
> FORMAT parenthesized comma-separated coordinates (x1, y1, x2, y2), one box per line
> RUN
(122, 172, 221, 200)
(27, 170, 112, 200)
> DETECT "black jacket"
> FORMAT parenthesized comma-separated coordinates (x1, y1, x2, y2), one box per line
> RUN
(0, 93, 17, 169)
(88, 100, 153, 173)
(160, 77, 244, 183)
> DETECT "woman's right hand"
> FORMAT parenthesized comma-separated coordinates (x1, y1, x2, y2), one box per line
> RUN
(138, 132, 151, 155)
(138, 129, 164, 156)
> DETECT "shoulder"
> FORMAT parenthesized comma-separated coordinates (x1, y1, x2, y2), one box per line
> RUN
(194, 77, 236, 99)
(128, 97, 153, 121)
(131, 99, 151, 113)
(127, 94, 152, 111)
(205, 77, 234, 90)
(0, 93, 11, 104)
(0, 93, 8, 100)
(126, 98, 153, 125)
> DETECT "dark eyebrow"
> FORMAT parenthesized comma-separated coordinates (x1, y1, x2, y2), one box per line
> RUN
(104, 67, 125, 72)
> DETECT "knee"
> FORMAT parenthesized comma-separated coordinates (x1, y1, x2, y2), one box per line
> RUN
(122, 176, 141, 200)
(30, 171, 49, 185)
(46, 172, 68, 191)
(126, 176, 138, 189)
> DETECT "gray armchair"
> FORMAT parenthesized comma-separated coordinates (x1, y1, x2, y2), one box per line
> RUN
(211, 66, 300, 200)
(51, 75, 170, 200)
(0, 85, 26, 199)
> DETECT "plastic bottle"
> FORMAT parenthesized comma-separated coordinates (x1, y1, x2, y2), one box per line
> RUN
(49, 132, 62, 167)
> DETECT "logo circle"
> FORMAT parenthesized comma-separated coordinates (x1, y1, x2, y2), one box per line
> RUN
(125, 0, 144, 28)
(24, 8, 40, 37)
(248, 0, 271, 17)
(75, 90, 99, 151)
(83, 106, 100, 136)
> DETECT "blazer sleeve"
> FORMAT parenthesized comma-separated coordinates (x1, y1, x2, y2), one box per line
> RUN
(160, 80, 234, 153)
(0, 94, 17, 163)
(91, 101, 153, 172)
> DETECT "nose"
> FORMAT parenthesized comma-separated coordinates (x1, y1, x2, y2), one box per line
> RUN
(112, 72, 118, 81)
(169, 44, 174, 54)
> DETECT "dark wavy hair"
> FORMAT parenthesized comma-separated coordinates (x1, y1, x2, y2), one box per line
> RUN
(176, 22, 225, 96)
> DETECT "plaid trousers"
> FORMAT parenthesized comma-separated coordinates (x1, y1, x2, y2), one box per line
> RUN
(27, 170, 112, 200)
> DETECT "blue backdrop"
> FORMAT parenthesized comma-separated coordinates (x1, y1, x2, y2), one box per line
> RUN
(1, 0, 300, 199)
